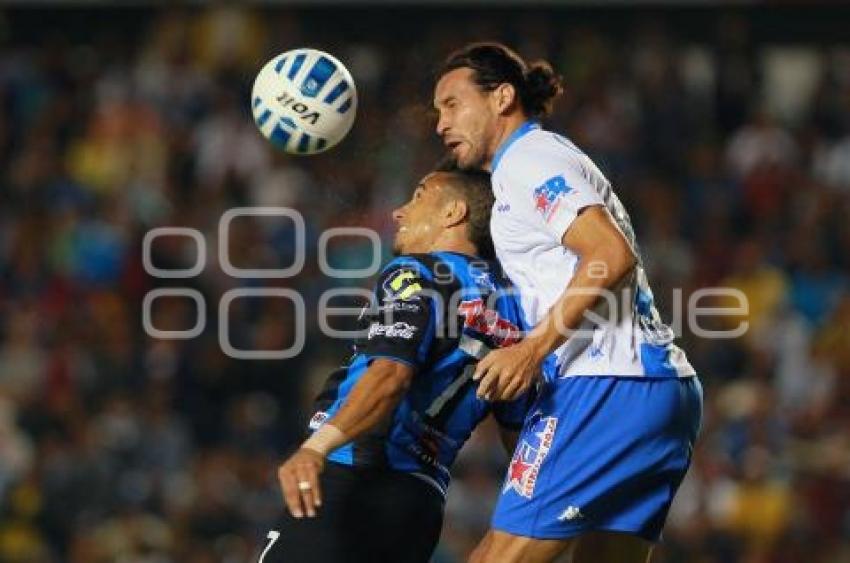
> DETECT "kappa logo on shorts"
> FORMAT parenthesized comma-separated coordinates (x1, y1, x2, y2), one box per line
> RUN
(503, 415, 558, 498)
(558, 505, 584, 521)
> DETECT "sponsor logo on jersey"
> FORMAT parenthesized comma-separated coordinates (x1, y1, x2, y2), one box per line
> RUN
(497, 202, 511, 213)
(383, 269, 423, 301)
(308, 411, 329, 430)
(378, 301, 421, 314)
(533, 174, 572, 222)
(503, 415, 558, 498)
(458, 298, 523, 347)
(588, 344, 604, 360)
(367, 321, 417, 340)
(472, 270, 498, 292)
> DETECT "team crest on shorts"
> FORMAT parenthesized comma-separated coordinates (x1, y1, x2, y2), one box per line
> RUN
(503, 415, 558, 498)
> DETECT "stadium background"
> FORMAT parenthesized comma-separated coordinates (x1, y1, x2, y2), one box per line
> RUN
(2, 3, 850, 562)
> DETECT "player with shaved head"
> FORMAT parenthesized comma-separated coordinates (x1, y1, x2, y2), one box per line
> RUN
(262, 166, 531, 563)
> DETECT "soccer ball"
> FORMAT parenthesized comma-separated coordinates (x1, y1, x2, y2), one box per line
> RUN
(251, 48, 357, 155)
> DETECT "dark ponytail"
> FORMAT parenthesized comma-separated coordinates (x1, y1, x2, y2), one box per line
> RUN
(523, 62, 562, 118)
(437, 42, 563, 119)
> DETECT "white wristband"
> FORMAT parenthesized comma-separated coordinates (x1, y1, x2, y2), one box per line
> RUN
(302, 424, 347, 457)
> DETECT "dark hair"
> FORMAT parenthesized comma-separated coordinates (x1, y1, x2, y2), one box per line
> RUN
(435, 159, 496, 260)
(437, 42, 563, 119)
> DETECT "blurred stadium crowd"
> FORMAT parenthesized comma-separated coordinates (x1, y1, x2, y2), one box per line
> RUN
(2, 5, 850, 563)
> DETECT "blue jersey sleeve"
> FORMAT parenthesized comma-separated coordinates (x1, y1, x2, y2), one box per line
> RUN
(357, 257, 436, 368)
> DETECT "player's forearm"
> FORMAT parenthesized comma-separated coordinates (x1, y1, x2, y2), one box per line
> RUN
(302, 359, 412, 456)
(332, 361, 411, 437)
(524, 246, 636, 360)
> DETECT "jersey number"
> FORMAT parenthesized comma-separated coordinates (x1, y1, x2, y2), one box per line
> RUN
(258, 530, 280, 563)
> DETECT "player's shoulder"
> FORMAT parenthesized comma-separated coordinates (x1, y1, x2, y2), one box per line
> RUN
(496, 128, 585, 185)
(376, 255, 436, 303)
(381, 252, 499, 295)
(382, 252, 485, 275)
(380, 254, 438, 279)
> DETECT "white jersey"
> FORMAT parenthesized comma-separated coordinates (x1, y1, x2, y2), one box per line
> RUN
(490, 122, 695, 378)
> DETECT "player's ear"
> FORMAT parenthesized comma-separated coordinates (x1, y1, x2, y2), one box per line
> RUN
(442, 197, 469, 229)
(491, 83, 518, 116)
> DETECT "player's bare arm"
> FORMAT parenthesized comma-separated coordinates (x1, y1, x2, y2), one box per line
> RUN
(277, 358, 413, 518)
(474, 205, 636, 401)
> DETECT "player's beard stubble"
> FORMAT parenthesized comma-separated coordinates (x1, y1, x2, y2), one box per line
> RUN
(393, 224, 434, 256)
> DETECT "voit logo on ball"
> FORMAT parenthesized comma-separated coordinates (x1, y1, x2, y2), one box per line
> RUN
(252, 47, 357, 155)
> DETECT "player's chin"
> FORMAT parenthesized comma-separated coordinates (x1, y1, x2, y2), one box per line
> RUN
(392, 236, 405, 256)
(450, 156, 470, 171)
(454, 148, 484, 171)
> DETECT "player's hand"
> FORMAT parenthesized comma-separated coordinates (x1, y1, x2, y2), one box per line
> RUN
(473, 341, 542, 401)
(278, 448, 325, 519)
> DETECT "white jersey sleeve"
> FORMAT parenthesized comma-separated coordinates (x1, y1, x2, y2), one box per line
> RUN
(498, 134, 606, 244)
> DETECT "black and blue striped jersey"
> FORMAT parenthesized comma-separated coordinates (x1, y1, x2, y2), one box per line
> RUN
(309, 251, 531, 495)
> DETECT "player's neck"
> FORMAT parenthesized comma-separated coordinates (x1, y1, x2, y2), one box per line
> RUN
(429, 234, 478, 258)
(485, 113, 530, 172)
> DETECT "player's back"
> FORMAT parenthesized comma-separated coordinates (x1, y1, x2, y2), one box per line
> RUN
(309, 251, 530, 496)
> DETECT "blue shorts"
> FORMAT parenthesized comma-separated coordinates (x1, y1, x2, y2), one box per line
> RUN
(491, 374, 703, 542)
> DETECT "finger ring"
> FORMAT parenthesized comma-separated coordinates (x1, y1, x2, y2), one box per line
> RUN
(297, 481, 312, 491)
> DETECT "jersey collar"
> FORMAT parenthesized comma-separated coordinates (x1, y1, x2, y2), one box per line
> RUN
(490, 120, 540, 173)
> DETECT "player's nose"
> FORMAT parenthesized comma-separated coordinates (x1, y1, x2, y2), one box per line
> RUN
(435, 114, 449, 137)
(392, 206, 405, 223)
